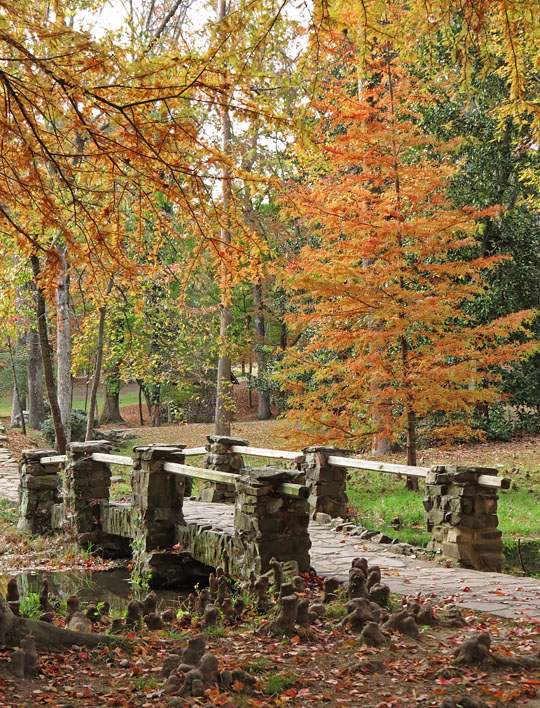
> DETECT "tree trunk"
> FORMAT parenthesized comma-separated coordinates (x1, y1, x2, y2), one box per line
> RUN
(27, 326, 44, 430)
(214, 0, 233, 436)
(0, 596, 116, 649)
(248, 359, 253, 408)
(151, 401, 161, 427)
(252, 280, 272, 420)
(100, 367, 124, 424)
(8, 338, 26, 435)
(9, 389, 26, 429)
(405, 409, 419, 491)
(136, 379, 153, 420)
(400, 334, 419, 491)
(215, 306, 233, 435)
(30, 255, 67, 454)
(56, 247, 72, 443)
(86, 304, 107, 440)
(138, 382, 144, 425)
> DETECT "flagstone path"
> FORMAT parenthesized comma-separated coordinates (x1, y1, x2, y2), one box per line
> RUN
(0, 445, 19, 503)
(1, 452, 539, 622)
(183, 501, 540, 622)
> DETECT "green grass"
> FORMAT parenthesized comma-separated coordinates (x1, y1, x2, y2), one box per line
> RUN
(0, 390, 141, 420)
(347, 471, 431, 547)
(0, 499, 17, 524)
(347, 462, 540, 548)
(498, 487, 540, 540)
(243, 658, 270, 674)
(264, 673, 298, 696)
(19, 592, 43, 619)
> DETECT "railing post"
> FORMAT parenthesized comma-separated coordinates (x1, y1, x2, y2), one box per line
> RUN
(131, 444, 186, 586)
(17, 449, 62, 534)
(234, 467, 311, 575)
(424, 465, 504, 572)
(199, 434, 248, 503)
(300, 446, 350, 520)
(65, 441, 113, 547)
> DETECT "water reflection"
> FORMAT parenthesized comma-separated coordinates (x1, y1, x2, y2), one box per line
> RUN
(1, 568, 194, 615)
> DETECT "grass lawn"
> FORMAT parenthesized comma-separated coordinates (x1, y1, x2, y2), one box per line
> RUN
(0, 388, 140, 418)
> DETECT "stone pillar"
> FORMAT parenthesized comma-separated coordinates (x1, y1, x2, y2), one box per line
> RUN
(65, 441, 113, 546)
(18, 449, 62, 534)
(199, 435, 248, 503)
(424, 465, 504, 572)
(234, 467, 311, 575)
(300, 446, 349, 520)
(131, 444, 186, 586)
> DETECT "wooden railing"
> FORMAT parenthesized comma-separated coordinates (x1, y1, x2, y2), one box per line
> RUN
(40, 451, 307, 498)
(39, 446, 510, 490)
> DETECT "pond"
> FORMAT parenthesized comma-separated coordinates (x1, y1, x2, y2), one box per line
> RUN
(0, 567, 202, 615)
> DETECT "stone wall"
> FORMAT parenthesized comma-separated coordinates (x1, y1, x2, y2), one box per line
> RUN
(18, 449, 62, 534)
(300, 446, 349, 520)
(424, 465, 503, 572)
(64, 441, 115, 550)
(131, 444, 186, 586)
(234, 467, 311, 574)
(198, 435, 247, 503)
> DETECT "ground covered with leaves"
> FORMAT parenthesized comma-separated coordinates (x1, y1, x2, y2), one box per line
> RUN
(2, 556, 540, 708)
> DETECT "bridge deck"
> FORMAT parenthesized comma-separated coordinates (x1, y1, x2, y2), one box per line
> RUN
(182, 501, 540, 621)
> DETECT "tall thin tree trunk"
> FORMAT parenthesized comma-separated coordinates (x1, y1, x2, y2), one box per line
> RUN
(400, 334, 419, 491)
(136, 379, 153, 420)
(85, 304, 107, 440)
(214, 0, 233, 436)
(10, 389, 25, 428)
(27, 326, 44, 430)
(248, 359, 253, 408)
(56, 247, 72, 443)
(8, 338, 26, 435)
(252, 280, 271, 420)
(30, 255, 67, 454)
(138, 382, 144, 425)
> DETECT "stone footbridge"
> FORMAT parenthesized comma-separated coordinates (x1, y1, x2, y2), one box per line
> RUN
(16, 436, 510, 591)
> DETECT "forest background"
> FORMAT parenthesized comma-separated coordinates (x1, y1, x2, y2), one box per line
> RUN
(1, 0, 540, 470)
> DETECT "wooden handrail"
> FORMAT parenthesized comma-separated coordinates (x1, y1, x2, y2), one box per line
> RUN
(92, 453, 132, 466)
(162, 461, 308, 497)
(230, 445, 301, 460)
(40, 455, 67, 464)
(327, 455, 429, 477)
(37, 448, 510, 489)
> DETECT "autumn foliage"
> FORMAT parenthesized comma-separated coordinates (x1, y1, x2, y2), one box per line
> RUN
(281, 33, 534, 458)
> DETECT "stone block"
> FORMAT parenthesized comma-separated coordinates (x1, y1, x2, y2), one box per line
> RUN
(70, 440, 113, 456)
(459, 513, 498, 529)
(207, 435, 249, 447)
(21, 449, 57, 461)
(207, 453, 230, 465)
(425, 509, 445, 525)
(20, 474, 60, 490)
(199, 486, 224, 503)
(426, 484, 450, 497)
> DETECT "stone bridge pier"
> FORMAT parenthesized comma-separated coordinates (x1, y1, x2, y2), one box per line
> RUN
(177, 466, 311, 577)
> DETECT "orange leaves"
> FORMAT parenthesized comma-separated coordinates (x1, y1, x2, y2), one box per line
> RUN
(281, 29, 534, 451)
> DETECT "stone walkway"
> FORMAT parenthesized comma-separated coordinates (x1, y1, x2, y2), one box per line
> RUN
(183, 501, 540, 622)
(0, 446, 19, 502)
(1, 457, 540, 621)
